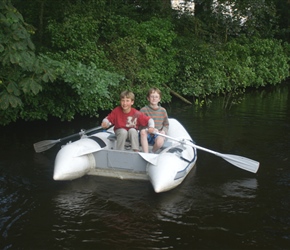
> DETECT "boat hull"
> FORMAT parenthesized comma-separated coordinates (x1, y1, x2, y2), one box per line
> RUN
(148, 146, 196, 193)
(53, 118, 197, 193)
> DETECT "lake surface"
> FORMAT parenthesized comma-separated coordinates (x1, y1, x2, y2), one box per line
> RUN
(1, 84, 289, 249)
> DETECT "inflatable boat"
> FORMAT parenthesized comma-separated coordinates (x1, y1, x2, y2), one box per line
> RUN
(53, 118, 197, 193)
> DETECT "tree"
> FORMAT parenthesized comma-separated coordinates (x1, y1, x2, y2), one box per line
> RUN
(0, 1, 56, 113)
(1, 0, 289, 125)
(0, 0, 123, 125)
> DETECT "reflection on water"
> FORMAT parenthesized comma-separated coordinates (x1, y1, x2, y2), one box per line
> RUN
(221, 178, 258, 199)
(0, 172, 35, 246)
(154, 168, 197, 224)
(49, 169, 201, 249)
(51, 177, 157, 248)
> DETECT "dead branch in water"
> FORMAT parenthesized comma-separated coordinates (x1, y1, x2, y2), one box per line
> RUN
(163, 84, 192, 105)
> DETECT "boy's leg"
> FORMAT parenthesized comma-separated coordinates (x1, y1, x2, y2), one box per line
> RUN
(115, 128, 128, 150)
(128, 128, 139, 151)
(152, 136, 165, 153)
(140, 129, 149, 153)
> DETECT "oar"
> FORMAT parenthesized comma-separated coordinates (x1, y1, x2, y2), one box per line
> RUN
(155, 132, 260, 173)
(33, 126, 103, 153)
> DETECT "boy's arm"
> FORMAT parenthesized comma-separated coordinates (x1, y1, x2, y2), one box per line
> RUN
(101, 108, 117, 128)
(147, 118, 155, 134)
(161, 110, 169, 134)
(101, 117, 112, 128)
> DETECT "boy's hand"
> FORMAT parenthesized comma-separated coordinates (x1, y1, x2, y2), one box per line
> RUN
(101, 121, 109, 129)
(147, 127, 155, 134)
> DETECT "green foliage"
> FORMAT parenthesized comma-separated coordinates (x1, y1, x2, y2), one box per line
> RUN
(11, 56, 123, 123)
(247, 38, 289, 86)
(0, 0, 48, 119)
(108, 17, 178, 107)
(0, 0, 289, 125)
(47, 13, 112, 69)
(0, 0, 123, 125)
(193, 0, 279, 42)
(48, 15, 99, 50)
(174, 36, 289, 101)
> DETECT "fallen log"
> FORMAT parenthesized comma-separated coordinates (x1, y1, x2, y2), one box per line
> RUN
(163, 84, 192, 105)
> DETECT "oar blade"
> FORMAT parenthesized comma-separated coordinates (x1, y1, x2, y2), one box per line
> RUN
(33, 140, 60, 153)
(222, 154, 260, 173)
(33, 126, 105, 153)
(138, 152, 158, 165)
(155, 132, 260, 174)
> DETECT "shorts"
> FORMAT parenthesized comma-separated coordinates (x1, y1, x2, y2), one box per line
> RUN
(147, 133, 158, 145)
(138, 132, 158, 145)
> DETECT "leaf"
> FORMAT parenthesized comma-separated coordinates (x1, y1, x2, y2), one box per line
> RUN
(9, 52, 21, 64)
(7, 82, 21, 96)
(27, 38, 35, 50)
(0, 93, 9, 110)
(8, 94, 22, 108)
(6, 11, 19, 23)
(0, 92, 22, 109)
(42, 69, 56, 82)
(0, 13, 5, 22)
(20, 77, 42, 94)
(30, 81, 42, 94)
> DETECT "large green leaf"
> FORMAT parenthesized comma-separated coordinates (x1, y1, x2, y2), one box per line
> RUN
(7, 81, 21, 95)
(20, 77, 42, 94)
(0, 91, 22, 109)
(42, 69, 57, 82)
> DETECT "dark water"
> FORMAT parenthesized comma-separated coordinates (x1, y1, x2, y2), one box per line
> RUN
(1, 84, 289, 250)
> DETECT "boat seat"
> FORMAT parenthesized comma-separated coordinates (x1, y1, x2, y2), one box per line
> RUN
(107, 133, 173, 151)
(107, 134, 130, 141)
(107, 133, 117, 141)
(162, 140, 173, 148)
(107, 133, 132, 150)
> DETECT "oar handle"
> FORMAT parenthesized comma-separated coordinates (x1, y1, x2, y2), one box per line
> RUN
(33, 126, 104, 153)
(84, 126, 103, 135)
(59, 132, 83, 143)
(58, 126, 103, 142)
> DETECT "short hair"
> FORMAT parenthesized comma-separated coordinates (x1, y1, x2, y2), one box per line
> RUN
(120, 90, 135, 101)
(147, 87, 162, 98)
